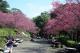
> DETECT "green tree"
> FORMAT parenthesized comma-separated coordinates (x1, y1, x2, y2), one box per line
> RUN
(0, 0, 9, 12)
(33, 11, 50, 37)
(33, 11, 50, 28)
(10, 8, 22, 13)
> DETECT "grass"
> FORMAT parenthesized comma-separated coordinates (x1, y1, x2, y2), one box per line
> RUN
(0, 36, 6, 48)
(0, 28, 16, 48)
(0, 28, 16, 36)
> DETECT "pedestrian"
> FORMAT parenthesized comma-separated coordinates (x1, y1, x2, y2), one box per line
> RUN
(6, 35, 14, 53)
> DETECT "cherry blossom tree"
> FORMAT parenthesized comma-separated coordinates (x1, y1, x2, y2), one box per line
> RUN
(12, 12, 38, 33)
(44, 1, 80, 40)
(51, 0, 63, 8)
(0, 11, 38, 34)
(66, 0, 80, 4)
(0, 12, 15, 27)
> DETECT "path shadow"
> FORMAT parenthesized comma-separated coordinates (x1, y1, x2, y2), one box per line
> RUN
(30, 39, 49, 44)
(21, 47, 46, 53)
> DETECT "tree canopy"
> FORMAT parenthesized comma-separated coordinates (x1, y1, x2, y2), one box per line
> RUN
(0, 0, 9, 12)
(33, 11, 50, 29)
(43, 0, 80, 36)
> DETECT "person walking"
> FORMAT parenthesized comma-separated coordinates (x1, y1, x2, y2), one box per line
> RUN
(6, 35, 14, 53)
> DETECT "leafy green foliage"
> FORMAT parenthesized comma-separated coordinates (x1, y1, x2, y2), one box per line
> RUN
(33, 11, 50, 37)
(33, 11, 50, 28)
(0, 28, 16, 36)
(58, 36, 77, 47)
(66, 40, 77, 47)
(0, 28, 16, 47)
(0, 36, 6, 47)
(10, 8, 22, 13)
(0, 0, 9, 12)
(33, 16, 44, 28)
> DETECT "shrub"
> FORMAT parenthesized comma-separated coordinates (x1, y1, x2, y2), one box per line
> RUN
(58, 36, 77, 47)
(58, 36, 67, 44)
(66, 40, 77, 47)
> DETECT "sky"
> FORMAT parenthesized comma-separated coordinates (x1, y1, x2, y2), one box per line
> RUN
(6, 0, 66, 19)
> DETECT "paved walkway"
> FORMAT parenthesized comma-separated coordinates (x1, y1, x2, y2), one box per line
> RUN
(13, 40, 62, 53)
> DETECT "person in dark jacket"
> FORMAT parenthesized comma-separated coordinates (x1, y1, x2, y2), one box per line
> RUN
(6, 35, 14, 53)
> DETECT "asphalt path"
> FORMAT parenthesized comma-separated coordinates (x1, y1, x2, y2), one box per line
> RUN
(13, 40, 61, 53)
